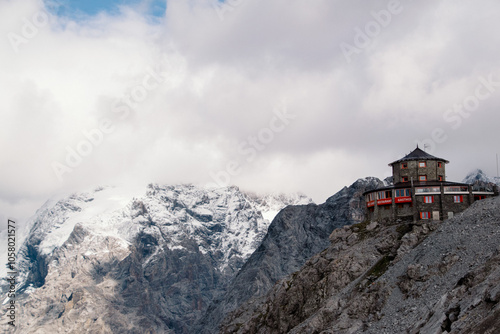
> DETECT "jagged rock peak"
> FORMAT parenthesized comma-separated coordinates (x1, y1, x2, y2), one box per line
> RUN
(196, 177, 383, 334)
(463, 169, 500, 186)
(2, 183, 311, 334)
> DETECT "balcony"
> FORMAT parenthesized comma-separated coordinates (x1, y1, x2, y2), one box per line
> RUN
(415, 187, 440, 194)
(444, 186, 469, 194)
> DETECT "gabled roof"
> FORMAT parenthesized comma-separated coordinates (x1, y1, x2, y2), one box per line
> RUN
(389, 147, 449, 166)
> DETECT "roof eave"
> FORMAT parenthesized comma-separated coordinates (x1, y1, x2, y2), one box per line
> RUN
(388, 158, 450, 166)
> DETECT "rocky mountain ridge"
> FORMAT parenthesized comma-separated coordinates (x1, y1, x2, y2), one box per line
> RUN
(0, 184, 311, 333)
(196, 177, 384, 333)
(462, 169, 500, 186)
(221, 194, 500, 333)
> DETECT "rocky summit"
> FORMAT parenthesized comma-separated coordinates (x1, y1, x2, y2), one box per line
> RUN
(221, 195, 500, 334)
(0, 184, 311, 333)
(196, 177, 383, 333)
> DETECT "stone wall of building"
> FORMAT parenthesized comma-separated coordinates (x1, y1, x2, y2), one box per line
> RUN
(392, 160, 446, 183)
(368, 202, 415, 222)
(424, 160, 446, 181)
(395, 203, 414, 218)
(369, 203, 392, 223)
(366, 191, 478, 223)
(415, 195, 441, 213)
(441, 193, 472, 218)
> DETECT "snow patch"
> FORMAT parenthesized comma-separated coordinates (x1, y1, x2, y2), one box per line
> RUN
(38, 185, 146, 255)
(13, 183, 314, 292)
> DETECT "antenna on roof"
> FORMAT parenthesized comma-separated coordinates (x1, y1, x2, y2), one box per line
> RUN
(423, 144, 429, 152)
(497, 153, 499, 178)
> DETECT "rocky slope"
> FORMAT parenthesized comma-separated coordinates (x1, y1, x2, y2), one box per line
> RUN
(0, 184, 310, 334)
(221, 195, 500, 334)
(197, 177, 384, 333)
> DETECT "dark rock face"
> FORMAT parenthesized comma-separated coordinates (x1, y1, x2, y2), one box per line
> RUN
(197, 177, 384, 333)
(1, 185, 312, 334)
(15, 197, 85, 292)
(219, 217, 422, 333)
(110, 235, 223, 333)
(221, 196, 500, 334)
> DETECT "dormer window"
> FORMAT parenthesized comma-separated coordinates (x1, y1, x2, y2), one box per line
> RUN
(401, 162, 408, 169)
(419, 161, 426, 168)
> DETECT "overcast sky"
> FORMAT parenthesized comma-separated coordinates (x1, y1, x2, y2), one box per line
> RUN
(1, 0, 500, 226)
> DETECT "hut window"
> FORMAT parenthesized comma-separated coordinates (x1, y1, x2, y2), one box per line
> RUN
(420, 212, 430, 219)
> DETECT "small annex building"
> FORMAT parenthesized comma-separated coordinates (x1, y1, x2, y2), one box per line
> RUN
(363, 147, 498, 222)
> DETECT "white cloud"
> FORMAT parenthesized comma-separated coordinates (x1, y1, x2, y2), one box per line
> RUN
(1, 0, 500, 229)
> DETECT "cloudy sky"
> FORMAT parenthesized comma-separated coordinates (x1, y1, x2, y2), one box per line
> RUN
(1, 0, 500, 226)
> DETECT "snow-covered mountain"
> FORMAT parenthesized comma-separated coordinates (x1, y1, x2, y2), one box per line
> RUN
(462, 168, 500, 186)
(197, 177, 384, 334)
(1, 184, 311, 333)
(244, 191, 312, 222)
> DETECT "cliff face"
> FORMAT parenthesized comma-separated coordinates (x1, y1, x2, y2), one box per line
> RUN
(0, 184, 310, 334)
(221, 196, 500, 334)
(197, 177, 384, 333)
